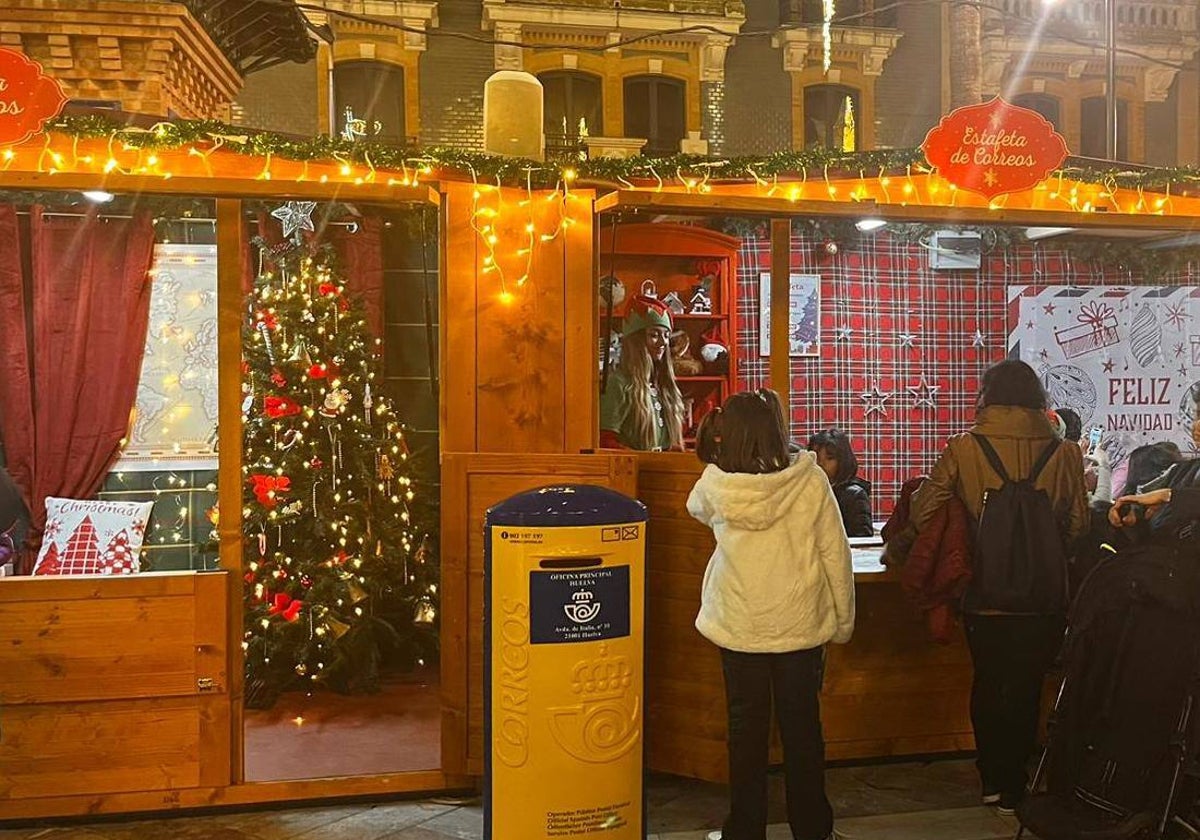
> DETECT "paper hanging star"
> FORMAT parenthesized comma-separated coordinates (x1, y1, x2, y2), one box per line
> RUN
(907, 374, 940, 410)
(971, 329, 987, 349)
(898, 332, 918, 349)
(861, 382, 892, 418)
(271, 201, 317, 241)
(1165, 302, 1190, 331)
(835, 325, 854, 343)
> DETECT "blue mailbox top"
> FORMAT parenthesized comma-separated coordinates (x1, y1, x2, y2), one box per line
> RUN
(485, 485, 647, 528)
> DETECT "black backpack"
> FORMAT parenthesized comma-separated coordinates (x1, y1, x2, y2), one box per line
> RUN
(964, 433, 1068, 614)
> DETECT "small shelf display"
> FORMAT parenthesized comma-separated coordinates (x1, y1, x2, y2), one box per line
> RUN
(597, 223, 741, 443)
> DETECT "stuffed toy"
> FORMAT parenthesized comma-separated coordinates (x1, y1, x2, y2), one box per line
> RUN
(700, 323, 730, 375)
(670, 329, 703, 376)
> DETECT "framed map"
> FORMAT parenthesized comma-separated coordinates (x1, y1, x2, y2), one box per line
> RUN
(116, 244, 219, 470)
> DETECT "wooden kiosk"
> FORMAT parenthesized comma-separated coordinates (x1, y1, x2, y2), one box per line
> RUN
(3, 114, 1200, 818)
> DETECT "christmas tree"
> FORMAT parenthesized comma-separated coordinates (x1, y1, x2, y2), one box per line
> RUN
(241, 235, 437, 709)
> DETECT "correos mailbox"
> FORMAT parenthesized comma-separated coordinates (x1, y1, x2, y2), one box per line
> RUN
(484, 484, 647, 840)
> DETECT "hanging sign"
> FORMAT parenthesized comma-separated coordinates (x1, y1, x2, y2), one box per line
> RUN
(921, 97, 1069, 200)
(0, 47, 67, 147)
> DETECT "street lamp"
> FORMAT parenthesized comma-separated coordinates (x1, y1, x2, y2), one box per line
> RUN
(1042, 0, 1119, 159)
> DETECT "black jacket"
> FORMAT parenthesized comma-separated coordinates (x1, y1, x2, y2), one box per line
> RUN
(834, 476, 874, 537)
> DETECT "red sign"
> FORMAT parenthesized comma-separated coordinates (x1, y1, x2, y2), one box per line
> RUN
(921, 97, 1069, 200)
(0, 47, 67, 147)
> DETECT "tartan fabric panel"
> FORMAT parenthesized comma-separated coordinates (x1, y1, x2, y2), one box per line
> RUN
(734, 229, 1198, 518)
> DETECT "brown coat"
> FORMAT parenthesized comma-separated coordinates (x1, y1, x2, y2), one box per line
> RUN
(910, 405, 1089, 546)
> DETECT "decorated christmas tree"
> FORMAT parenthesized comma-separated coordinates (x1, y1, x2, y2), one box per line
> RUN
(241, 231, 437, 709)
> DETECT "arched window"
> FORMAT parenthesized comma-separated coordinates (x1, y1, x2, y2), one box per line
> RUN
(623, 76, 687, 157)
(333, 61, 407, 145)
(1013, 93, 1062, 133)
(1080, 96, 1129, 160)
(539, 72, 604, 155)
(803, 84, 860, 151)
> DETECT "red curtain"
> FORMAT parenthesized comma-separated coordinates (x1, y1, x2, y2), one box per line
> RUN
(331, 216, 385, 340)
(0, 206, 154, 572)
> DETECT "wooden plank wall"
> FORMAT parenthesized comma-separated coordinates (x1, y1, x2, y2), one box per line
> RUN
(440, 453, 638, 776)
(0, 572, 230, 809)
(440, 181, 596, 456)
(636, 453, 974, 783)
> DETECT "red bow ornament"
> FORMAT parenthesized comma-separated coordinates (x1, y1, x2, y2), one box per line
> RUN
(319, 282, 340, 297)
(267, 593, 303, 621)
(264, 395, 301, 418)
(250, 474, 291, 508)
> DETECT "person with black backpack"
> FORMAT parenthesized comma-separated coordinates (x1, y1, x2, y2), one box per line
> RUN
(907, 360, 1089, 815)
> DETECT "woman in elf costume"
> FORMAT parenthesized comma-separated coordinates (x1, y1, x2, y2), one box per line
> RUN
(600, 291, 686, 451)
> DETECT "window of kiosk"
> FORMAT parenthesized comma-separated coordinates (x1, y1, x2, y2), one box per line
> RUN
(240, 200, 442, 782)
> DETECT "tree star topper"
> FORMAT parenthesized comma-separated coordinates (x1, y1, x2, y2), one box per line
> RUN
(271, 201, 317, 241)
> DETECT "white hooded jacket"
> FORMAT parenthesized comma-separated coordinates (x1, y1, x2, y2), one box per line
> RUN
(686, 452, 856, 653)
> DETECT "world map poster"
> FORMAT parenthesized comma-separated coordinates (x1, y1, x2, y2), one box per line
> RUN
(1008, 285, 1200, 468)
(116, 243, 219, 470)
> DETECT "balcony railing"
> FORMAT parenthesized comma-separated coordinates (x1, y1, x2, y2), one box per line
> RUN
(508, 0, 745, 17)
(780, 0, 898, 28)
(995, 0, 1197, 33)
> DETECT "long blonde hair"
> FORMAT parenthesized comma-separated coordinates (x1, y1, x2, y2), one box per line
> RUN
(620, 330, 685, 450)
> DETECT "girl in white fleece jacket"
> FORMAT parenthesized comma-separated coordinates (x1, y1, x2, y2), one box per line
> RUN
(687, 389, 855, 840)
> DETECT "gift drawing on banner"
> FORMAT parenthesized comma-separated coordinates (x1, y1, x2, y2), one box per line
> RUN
(1009, 285, 1200, 464)
(759, 273, 821, 357)
(118, 244, 219, 469)
(1054, 301, 1120, 359)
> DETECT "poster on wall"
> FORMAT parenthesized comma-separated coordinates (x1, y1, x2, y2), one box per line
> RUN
(1008, 285, 1200, 466)
(759, 273, 821, 357)
(115, 243, 219, 470)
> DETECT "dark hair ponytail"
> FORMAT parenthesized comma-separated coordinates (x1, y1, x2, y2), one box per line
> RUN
(696, 406, 723, 466)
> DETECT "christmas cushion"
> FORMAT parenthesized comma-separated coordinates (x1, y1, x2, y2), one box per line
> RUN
(33, 497, 154, 576)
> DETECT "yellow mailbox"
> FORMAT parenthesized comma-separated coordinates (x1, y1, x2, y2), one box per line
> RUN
(484, 484, 647, 840)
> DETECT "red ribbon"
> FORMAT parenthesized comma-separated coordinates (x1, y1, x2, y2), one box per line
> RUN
(267, 593, 303, 622)
(319, 282, 339, 297)
(264, 395, 301, 418)
(250, 474, 291, 508)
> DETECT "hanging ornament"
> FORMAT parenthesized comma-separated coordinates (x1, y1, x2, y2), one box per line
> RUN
(897, 332, 918, 350)
(348, 580, 368, 603)
(971, 329, 988, 349)
(906, 374, 940, 410)
(257, 321, 276, 365)
(310, 456, 324, 470)
(270, 368, 288, 388)
(301, 574, 313, 589)
(279, 428, 301, 449)
(860, 382, 892, 418)
(270, 201, 317, 242)
(258, 531, 268, 558)
(280, 501, 304, 515)
(379, 453, 395, 497)
(326, 616, 351, 639)
(835, 325, 853, 343)
(413, 597, 436, 627)
(264, 395, 302, 419)
(320, 389, 351, 418)
(288, 338, 308, 362)
(363, 383, 374, 424)
(295, 663, 308, 676)
(822, 239, 838, 256)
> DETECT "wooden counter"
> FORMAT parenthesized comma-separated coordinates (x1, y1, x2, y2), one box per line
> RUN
(637, 453, 974, 783)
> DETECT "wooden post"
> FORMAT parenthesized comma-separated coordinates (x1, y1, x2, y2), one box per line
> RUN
(215, 198, 245, 784)
(769, 218, 791, 405)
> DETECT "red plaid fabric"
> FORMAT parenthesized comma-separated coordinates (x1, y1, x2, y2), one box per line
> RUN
(735, 229, 1197, 517)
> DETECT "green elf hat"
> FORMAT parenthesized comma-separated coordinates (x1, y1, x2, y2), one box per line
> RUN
(622, 291, 673, 336)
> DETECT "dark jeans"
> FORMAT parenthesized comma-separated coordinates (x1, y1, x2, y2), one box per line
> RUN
(964, 613, 1066, 801)
(719, 647, 833, 840)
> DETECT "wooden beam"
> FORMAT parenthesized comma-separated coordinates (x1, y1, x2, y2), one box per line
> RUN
(214, 198, 245, 785)
(595, 189, 1200, 232)
(0, 170, 440, 205)
(769, 219, 791, 404)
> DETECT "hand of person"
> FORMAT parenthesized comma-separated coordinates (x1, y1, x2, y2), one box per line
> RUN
(1108, 488, 1172, 528)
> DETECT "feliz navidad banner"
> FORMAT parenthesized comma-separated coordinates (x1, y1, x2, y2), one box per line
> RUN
(1008, 285, 1200, 466)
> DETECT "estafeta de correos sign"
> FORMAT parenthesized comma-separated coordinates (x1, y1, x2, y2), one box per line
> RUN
(921, 97, 1070, 200)
(0, 47, 67, 147)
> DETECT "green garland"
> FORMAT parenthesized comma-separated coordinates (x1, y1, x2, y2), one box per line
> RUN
(36, 114, 1200, 193)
